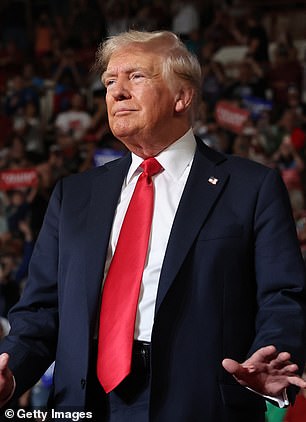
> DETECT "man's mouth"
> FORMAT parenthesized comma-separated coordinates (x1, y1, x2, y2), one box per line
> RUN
(113, 107, 137, 116)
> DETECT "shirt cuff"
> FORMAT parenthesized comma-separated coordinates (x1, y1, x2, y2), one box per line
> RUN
(247, 387, 289, 408)
(264, 389, 289, 408)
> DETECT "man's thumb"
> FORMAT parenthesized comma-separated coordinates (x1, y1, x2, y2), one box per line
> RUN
(222, 358, 240, 375)
(0, 354, 9, 372)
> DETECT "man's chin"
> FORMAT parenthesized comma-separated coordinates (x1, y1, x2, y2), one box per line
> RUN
(111, 128, 140, 144)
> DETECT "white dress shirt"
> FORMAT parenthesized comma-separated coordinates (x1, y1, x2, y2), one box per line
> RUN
(104, 128, 196, 341)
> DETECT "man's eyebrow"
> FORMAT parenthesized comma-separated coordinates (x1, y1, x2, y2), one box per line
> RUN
(102, 70, 117, 84)
(101, 71, 113, 84)
(102, 67, 150, 83)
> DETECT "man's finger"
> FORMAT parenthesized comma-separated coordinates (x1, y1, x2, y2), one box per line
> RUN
(269, 352, 291, 368)
(250, 345, 278, 363)
(288, 376, 306, 389)
(278, 363, 299, 374)
(0, 354, 9, 373)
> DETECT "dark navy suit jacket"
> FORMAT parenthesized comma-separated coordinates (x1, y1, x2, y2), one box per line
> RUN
(1, 139, 306, 421)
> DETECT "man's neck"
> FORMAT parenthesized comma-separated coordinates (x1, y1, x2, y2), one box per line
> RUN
(124, 127, 193, 159)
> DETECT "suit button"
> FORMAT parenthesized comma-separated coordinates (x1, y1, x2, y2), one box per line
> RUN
(81, 378, 86, 389)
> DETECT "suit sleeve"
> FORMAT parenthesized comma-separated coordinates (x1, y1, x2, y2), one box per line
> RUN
(0, 180, 63, 398)
(250, 168, 306, 374)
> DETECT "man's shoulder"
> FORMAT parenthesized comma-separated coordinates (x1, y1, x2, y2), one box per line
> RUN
(61, 154, 129, 187)
(224, 153, 271, 173)
(223, 154, 277, 189)
(198, 143, 278, 193)
(199, 141, 272, 177)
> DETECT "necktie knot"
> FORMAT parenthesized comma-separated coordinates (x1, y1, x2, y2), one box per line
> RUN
(140, 157, 162, 177)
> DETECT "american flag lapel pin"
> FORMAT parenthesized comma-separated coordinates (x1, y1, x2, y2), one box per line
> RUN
(208, 176, 219, 185)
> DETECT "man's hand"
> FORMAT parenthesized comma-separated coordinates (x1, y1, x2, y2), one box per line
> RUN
(222, 345, 306, 397)
(0, 354, 15, 407)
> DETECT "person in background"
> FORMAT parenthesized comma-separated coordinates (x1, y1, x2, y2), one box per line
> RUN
(268, 44, 303, 107)
(200, 41, 226, 110)
(273, 134, 304, 191)
(230, 11, 269, 67)
(54, 92, 92, 172)
(171, 0, 200, 42)
(284, 85, 306, 128)
(54, 92, 92, 145)
(33, 12, 54, 59)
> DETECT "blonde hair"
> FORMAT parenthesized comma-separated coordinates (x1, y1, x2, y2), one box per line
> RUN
(95, 30, 201, 104)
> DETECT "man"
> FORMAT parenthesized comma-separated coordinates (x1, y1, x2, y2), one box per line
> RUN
(0, 30, 306, 422)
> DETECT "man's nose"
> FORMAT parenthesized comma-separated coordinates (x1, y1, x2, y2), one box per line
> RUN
(110, 79, 131, 101)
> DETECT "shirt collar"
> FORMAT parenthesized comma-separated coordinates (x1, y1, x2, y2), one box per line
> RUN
(126, 128, 197, 184)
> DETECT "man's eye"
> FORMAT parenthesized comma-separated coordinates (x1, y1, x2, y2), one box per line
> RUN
(105, 79, 115, 87)
(131, 73, 144, 80)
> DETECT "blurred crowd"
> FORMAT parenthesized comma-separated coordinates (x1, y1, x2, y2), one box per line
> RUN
(0, 0, 306, 418)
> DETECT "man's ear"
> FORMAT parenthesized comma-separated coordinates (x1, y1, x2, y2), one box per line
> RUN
(174, 86, 194, 113)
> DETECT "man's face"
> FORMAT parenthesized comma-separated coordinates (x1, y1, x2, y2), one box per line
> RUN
(103, 46, 180, 155)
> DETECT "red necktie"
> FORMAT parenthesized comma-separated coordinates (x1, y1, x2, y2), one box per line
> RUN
(97, 157, 163, 393)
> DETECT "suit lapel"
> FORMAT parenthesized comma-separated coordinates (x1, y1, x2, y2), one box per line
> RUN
(155, 142, 229, 314)
(84, 154, 131, 326)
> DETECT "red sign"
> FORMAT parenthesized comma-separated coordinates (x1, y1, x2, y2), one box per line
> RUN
(0, 168, 38, 190)
(215, 101, 250, 134)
